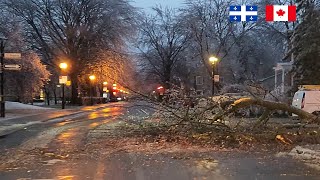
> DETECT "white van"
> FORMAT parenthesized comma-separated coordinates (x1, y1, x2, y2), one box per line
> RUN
(292, 85, 320, 115)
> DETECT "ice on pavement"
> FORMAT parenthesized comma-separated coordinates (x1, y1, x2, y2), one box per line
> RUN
(5, 101, 52, 110)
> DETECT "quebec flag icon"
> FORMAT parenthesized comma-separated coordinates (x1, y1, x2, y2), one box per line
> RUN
(229, 5, 258, 22)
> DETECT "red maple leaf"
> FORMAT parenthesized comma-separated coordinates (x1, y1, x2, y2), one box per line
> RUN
(276, 9, 286, 16)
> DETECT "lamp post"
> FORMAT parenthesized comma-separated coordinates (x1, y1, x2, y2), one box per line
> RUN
(209, 56, 219, 96)
(89, 75, 96, 105)
(59, 62, 68, 109)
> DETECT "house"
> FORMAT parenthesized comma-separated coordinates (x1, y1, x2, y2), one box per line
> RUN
(188, 59, 219, 97)
(273, 61, 294, 94)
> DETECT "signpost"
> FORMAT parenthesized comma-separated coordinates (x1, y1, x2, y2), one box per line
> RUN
(3, 64, 22, 71)
(4, 53, 21, 60)
(214, 75, 220, 82)
(0, 41, 4, 117)
(59, 76, 68, 109)
(0, 49, 22, 117)
(59, 76, 68, 84)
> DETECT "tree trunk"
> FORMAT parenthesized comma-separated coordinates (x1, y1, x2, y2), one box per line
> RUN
(163, 65, 171, 89)
(70, 73, 79, 105)
(228, 98, 319, 123)
(54, 88, 57, 105)
(46, 91, 50, 106)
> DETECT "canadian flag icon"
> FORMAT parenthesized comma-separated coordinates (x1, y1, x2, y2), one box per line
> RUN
(265, 5, 296, 21)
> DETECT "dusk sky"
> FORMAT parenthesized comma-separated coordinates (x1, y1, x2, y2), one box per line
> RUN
(132, 0, 186, 11)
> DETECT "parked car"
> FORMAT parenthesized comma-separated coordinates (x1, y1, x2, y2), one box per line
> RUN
(292, 85, 320, 116)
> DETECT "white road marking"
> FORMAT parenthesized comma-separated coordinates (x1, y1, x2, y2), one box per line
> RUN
(140, 109, 149, 115)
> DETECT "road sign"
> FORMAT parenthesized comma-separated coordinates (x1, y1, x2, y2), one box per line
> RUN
(66, 80, 71, 86)
(59, 76, 68, 84)
(214, 75, 220, 82)
(3, 64, 22, 71)
(4, 53, 21, 60)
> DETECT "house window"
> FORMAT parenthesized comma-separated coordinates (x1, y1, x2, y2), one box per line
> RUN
(196, 76, 204, 85)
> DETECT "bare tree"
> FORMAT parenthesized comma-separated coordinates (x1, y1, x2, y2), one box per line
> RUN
(4, 0, 137, 104)
(181, 0, 257, 76)
(180, 0, 294, 87)
(137, 7, 190, 88)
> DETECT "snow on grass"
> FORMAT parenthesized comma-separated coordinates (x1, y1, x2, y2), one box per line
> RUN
(5, 101, 53, 110)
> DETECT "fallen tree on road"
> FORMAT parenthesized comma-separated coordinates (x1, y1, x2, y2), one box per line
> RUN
(213, 97, 319, 124)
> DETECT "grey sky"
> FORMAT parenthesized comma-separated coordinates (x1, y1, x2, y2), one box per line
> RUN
(132, 0, 186, 11)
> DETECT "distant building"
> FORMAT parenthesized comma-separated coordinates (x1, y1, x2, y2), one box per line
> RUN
(188, 59, 213, 97)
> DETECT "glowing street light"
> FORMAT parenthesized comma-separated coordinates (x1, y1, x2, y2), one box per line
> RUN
(209, 56, 219, 64)
(103, 82, 108, 85)
(89, 75, 96, 81)
(59, 62, 68, 70)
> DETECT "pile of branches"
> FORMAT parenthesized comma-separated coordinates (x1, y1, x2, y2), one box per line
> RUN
(119, 84, 320, 148)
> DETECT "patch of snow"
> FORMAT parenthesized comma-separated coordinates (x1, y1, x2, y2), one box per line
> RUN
(288, 146, 320, 160)
(277, 145, 320, 170)
(5, 101, 52, 110)
(43, 159, 65, 166)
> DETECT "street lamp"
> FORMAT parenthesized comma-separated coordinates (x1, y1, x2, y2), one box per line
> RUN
(59, 62, 68, 109)
(209, 56, 218, 64)
(89, 75, 96, 81)
(89, 75, 96, 105)
(209, 56, 219, 96)
(59, 62, 68, 70)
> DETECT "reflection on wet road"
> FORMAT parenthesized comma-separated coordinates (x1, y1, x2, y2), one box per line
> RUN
(46, 103, 128, 156)
(0, 101, 319, 180)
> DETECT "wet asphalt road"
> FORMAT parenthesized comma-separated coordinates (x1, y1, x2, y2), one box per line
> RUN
(0, 101, 319, 180)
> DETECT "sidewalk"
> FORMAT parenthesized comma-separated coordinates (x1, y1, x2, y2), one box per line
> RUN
(2, 101, 111, 119)
(0, 102, 110, 137)
(2, 101, 54, 121)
